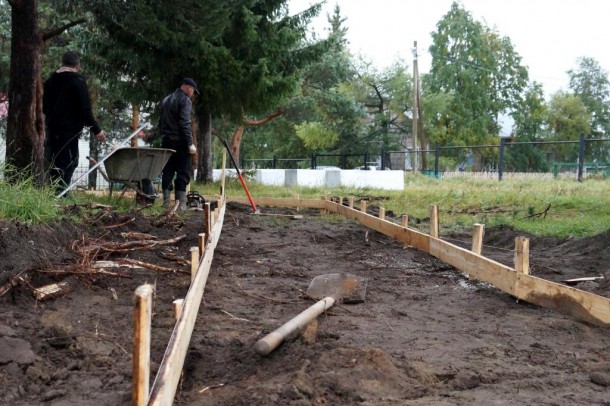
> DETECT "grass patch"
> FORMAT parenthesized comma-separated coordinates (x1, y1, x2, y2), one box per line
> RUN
(194, 173, 610, 238)
(0, 172, 607, 238)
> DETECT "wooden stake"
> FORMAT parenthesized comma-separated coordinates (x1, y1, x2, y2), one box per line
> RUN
(348, 197, 354, 209)
(471, 224, 485, 255)
(172, 299, 184, 321)
(401, 214, 409, 228)
(198, 233, 206, 258)
(320, 196, 327, 215)
(294, 194, 300, 211)
(133, 284, 154, 406)
(514, 237, 530, 275)
(204, 202, 211, 238)
(220, 148, 226, 197)
(360, 200, 367, 213)
(190, 247, 199, 281)
(430, 205, 439, 238)
(337, 196, 343, 207)
(379, 207, 385, 220)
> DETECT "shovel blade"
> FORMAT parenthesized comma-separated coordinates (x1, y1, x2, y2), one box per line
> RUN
(306, 273, 367, 304)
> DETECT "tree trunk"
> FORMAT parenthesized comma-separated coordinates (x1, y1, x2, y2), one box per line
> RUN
(6, 0, 45, 184)
(195, 108, 213, 183)
(229, 108, 285, 166)
(229, 126, 245, 166)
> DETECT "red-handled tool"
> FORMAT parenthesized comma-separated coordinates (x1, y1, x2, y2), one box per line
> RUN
(219, 138, 259, 214)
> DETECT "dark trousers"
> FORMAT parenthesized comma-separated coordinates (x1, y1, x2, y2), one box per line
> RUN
(161, 145, 191, 192)
(46, 131, 80, 192)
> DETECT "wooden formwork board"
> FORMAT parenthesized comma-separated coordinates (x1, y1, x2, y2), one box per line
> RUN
(146, 195, 609, 404)
(147, 202, 226, 405)
(321, 200, 610, 327)
(227, 196, 326, 209)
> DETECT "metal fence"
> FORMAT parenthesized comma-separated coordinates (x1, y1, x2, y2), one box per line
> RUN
(242, 136, 609, 181)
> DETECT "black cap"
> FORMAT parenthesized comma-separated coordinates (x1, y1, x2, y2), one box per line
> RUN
(181, 78, 200, 95)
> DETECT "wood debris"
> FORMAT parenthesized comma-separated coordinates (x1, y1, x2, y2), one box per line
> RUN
(120, 232, 158, 240)
(77, 234, 186, 254)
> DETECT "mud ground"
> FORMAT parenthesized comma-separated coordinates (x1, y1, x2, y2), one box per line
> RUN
(0, 201, 609, 405)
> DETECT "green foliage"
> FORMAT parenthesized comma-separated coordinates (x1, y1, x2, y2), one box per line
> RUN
(295, 121, 338, 148)
(428, 2, 528, 145)
(544, 91, 590, 161)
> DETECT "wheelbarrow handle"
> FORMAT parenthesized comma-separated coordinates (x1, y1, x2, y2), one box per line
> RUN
(254, 296, 335, 356)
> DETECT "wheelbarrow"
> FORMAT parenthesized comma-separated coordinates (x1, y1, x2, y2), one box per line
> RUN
(102, 147, 175, 201)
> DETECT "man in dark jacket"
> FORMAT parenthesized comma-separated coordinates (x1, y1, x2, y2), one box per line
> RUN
(159, 78, 199, 209)
(43, 51, 106, 193)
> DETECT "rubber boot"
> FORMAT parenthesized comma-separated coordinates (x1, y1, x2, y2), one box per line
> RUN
(162, 190, 171, 209)
(176, 191, 188, 211)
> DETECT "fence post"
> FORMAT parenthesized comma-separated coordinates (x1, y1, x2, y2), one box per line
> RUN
(311, 153, 316, 169)
(364, 151, 369, 167)
(272, 155, 277, 169)
(381, 150, 385, 169)
(578, 133, 585, 182)
(434, 144, 440, 178)
(498, 137, 506, 181)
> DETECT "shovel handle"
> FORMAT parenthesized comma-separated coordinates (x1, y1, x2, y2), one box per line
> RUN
(254, 296, 335, 356)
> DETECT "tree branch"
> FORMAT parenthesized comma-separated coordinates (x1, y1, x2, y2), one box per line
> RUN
(243, 107, 285, 126)
(42, 18, 87, 42)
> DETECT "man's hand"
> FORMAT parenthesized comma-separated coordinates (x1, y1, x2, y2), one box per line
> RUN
(95, 130, 107, 142)
(189, 145, 197, 155)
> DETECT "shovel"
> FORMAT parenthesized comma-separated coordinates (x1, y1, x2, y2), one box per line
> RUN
(254, 273, 367, 356)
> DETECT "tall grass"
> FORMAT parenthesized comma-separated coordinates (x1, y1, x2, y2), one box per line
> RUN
(194, 174, 610, 238)
(0, 175, 60, 224)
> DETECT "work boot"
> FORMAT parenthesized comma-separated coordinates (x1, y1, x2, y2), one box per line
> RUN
(176, 191, 187, 211)
(162, 190, 171, 209)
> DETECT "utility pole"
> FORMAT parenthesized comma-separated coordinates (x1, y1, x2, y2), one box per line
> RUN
(412, 41, 419, 173)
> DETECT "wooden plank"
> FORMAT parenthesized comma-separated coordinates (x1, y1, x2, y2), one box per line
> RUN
(226, 196, 325, 209)
(148, 203, 226, 405)
(515, 274, 610, 326)
(325, 201, 430, 252)
(429, 238, 518, 295)
(326, 199, 610, 326)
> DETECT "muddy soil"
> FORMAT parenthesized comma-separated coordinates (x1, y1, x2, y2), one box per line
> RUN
(0, 202, 609, 405)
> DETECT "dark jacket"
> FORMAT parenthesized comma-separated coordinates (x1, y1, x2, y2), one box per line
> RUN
(43, 71, 101, 136)
(159, 89, 194, 148)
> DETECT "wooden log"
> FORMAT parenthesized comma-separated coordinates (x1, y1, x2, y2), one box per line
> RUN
(33, 280, 73, 301)
(132, 284, 154, 406)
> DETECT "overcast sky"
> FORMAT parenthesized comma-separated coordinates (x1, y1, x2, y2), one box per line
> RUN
(289, 0, 610, 98)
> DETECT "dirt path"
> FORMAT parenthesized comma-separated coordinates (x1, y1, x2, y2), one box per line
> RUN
(0, 202, 608, 405)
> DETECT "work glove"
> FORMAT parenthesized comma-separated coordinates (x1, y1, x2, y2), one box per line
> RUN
(189, 145, 197, 154)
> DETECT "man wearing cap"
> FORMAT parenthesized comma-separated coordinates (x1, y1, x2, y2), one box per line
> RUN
(43, 51, 107, 194)
(159, 78, 200, 209)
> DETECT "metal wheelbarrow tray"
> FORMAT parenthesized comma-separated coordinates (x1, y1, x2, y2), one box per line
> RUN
(103, 147, 175, 197)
